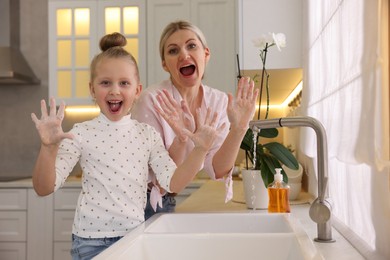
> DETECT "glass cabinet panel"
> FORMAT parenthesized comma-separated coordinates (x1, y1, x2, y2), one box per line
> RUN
(125, 38, 139, 61)
(75, 71, 90, 98)
(75, 8, 90, 36)
(105, 7, 121, 33)
(75, 40, 90, 67)
(57, 40, 71, 67)
(56, 9, 71, 36)
(123, 7, 139, 35)
(57, 71, 72, 98)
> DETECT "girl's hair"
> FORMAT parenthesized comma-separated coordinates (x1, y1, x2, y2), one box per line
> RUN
(159, 20, 208, 61)
(90, 32, 139, 82)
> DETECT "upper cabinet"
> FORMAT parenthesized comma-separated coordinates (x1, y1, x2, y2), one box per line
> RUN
(48, 0, 146, 106)
(147, 0, 238, 95)
(238, 0, 303, 70)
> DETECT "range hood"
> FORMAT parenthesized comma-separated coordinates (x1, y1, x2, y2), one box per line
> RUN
(0, 0, 40, 85)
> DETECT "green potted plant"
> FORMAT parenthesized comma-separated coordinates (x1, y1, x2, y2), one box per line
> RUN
(240, 33, 299, 197)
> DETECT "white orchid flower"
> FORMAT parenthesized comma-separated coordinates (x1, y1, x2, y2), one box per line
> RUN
(252, 33, 274, 50)
(272, 33, 286, 51)
(253, 32, 287, 51)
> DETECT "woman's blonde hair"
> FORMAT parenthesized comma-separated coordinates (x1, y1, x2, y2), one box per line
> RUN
(90, 32, 140, 82)
(159, 20, 208, 61)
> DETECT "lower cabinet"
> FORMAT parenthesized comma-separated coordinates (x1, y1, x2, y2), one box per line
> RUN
(0, 189, 27, 260)
(0, 186, 80, 260)
(53, 188, 80, 260)
(0, 243, 26, 260)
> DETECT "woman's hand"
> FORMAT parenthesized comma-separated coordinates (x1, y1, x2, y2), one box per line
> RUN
(183, 108, 225, 151)
(227, 77, 259, 132)
(31, 97, 73, 147)
(154, 89, 195, 142)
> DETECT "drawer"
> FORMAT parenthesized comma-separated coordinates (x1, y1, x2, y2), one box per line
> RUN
(0, 242, 26, 260)
(0, 189, 27, 210)
(54, 242, 72, 260)
(54, 188, 80, 210)
(0, 212, 27, 241)
(54, 211, 74, 241)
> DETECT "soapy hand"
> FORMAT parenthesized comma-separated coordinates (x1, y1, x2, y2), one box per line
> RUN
(154, 89, 195, 142)
(227, 77, 259, 131)
(31, 97, 74, 147)
(182, 108, 225, 151)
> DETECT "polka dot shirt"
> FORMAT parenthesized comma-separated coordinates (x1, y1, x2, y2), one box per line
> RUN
(54, 113, 176, 238)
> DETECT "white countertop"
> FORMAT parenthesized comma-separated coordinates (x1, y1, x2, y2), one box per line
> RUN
(176, 180, 365, 260)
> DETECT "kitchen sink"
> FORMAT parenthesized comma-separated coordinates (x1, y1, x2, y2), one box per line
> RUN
(94, 212, 323, 260)
(144, 212, 293, 233)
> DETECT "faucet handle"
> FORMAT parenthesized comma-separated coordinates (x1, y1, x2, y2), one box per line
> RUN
(309, 198, 331, 224)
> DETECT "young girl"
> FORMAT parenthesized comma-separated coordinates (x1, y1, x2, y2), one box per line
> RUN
(31, 32, 224, 260)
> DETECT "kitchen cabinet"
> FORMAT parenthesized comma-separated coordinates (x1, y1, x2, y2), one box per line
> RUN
(48, 0, 146, 106)
(237, 0, 303, 70)
(0, 183, 80, 260)
(0, 189, 27, 260)
(147, 0, 238, 94)
(53, 188, 80, 260)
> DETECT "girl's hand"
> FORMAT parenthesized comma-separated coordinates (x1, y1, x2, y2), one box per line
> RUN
(227, 77, 259, 132)
(183, 108, 225, 151)
(31, 97, 73, 147)
(154, 89, 195, 142)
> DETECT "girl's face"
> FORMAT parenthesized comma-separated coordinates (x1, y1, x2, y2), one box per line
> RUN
(162, 29, 210, 89)
(89, 57, 142, 122)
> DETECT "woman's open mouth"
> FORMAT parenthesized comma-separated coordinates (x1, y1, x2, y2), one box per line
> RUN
(180, 64, 196, 76)
(108, 100, 123, 113)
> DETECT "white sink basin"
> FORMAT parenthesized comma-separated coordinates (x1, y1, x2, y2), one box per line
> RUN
(94, 212, 323, 260)
(145, 212, 293, 233)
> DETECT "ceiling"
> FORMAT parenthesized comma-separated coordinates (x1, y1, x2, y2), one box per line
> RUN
(241, 68, 302, 106)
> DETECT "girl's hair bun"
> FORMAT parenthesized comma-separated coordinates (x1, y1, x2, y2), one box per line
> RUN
(99, 32, 127, 52)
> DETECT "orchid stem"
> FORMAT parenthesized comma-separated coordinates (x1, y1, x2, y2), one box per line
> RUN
(257, 43, 268, 120)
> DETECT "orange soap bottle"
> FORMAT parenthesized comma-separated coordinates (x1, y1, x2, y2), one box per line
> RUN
(268, 168, 291, 213)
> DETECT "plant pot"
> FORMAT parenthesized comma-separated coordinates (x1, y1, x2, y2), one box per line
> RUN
(241, 169, 269, 209)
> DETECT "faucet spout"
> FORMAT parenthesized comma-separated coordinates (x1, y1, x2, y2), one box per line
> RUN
(249, 116, 335, 242)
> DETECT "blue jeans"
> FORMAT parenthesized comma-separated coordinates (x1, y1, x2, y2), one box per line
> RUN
(71, 234, 122, 260)
(144, 191, 176, 220)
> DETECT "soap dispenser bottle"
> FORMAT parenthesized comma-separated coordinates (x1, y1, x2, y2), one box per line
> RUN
(268, 168, 291, 213)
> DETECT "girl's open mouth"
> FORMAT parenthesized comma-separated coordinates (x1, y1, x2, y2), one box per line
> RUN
(108, 100, 122, 113)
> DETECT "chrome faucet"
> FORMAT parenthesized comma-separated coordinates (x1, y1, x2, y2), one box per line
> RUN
(249, 116, 335, 242)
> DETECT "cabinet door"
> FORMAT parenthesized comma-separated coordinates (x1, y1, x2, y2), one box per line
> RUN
(54, 242, 72, 260)
(0, 212, 27, 242)
(0, 189, 27, 210)
(0, 243, 26, 260)
(49, 1, 98, 106)
(54, 211, 75, 241)
(49, 0, 146, 106)
(54, 188, 81, 210)
(191, 0, 238, 94)
(146, 0, 190, 85)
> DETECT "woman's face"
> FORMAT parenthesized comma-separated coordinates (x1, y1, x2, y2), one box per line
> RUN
(162, 29, 210, 89)
(89, 57, 142, 121)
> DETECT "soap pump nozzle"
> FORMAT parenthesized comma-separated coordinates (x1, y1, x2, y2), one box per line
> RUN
(274, 168, 283, 182)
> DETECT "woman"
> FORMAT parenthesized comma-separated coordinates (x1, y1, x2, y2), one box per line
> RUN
(131, 20, 258, 219)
